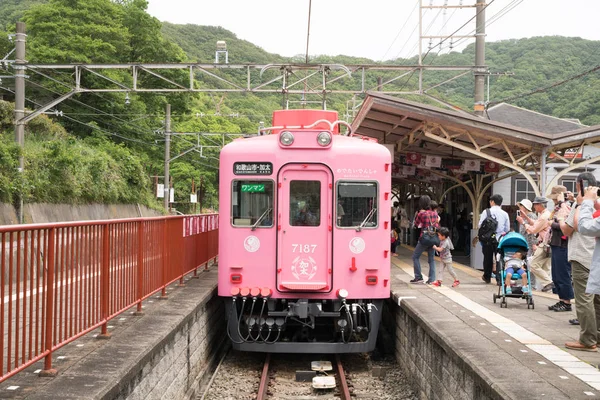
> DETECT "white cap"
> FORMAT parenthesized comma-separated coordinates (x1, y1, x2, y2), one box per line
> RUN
(518, 199, 533, 212)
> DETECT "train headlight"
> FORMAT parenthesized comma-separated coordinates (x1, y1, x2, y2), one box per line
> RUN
(280, 131, 294, 146)
(317, 131, 332, 146)
(337, 288, 348, 300)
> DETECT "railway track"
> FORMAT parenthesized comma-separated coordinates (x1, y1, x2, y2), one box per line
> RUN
(256, 353, 351, 400)
(199, 350, 415, 400)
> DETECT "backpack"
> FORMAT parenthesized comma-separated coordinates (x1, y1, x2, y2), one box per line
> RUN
(478, 208, 498, 245)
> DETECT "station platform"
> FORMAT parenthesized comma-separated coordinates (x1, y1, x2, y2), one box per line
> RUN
(392, 244, 600, 399)
(0, 269, 221, 400)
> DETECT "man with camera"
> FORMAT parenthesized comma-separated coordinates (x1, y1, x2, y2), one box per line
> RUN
(577, 185, 600, 294)
(561, 173, 599, 351)
(517, 197, 554, 292)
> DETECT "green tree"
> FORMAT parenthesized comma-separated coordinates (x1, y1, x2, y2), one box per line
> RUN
(24, 0, 130, 63)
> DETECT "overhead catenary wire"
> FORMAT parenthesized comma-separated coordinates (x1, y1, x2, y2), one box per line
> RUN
(395, 0, 496, 94)
(380, 0, 421, 61)
(0, 84, 157, 147)
(437, 0, 523, 54)
(487, 64, 600, 108)
(25, 80, 158, 142)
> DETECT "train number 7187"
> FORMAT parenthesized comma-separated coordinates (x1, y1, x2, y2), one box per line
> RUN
(292, 244, 317, 253)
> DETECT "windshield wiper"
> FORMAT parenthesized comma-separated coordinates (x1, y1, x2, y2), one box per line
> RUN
(251, 207, 272, 231)
(356, 208, 376, 232)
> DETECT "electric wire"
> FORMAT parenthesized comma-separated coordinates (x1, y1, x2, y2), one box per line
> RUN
(0, 84, 157, 147)
(380, 0, 421, 61)
(394, 8, 428, 60)
(24, 78, 160, 140)
(438, 0, 523, 54)
(395, 0, 495, 94)
(488, 64, 600, 108)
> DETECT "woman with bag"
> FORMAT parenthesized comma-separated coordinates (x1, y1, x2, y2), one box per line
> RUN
(399, 202, 410, 245)
(411, 195, 440, 284)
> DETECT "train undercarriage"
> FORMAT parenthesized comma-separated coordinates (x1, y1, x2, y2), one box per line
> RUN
(225, 297, 384, 353)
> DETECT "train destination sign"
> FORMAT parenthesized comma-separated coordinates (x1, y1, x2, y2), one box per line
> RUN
(233, 162, 273, 175)
(241, 184, 265, 193)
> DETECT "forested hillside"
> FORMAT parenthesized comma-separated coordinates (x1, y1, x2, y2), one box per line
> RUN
(1, 0, 599, 209)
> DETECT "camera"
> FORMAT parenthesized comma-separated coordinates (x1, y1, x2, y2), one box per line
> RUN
(516, 210, 521, 217)
(579, 179, 600, 196)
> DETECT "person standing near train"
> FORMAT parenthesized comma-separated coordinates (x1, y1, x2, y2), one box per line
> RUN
(410, 195, 440, 284)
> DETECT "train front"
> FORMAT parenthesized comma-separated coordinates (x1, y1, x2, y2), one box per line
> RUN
(218, 109, 391, 353)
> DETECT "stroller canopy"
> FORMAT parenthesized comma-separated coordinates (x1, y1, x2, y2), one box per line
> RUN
(497, 232, 529, 251)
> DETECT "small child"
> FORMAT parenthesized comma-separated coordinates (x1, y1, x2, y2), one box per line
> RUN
(431, 227, 460, 287)
(504, 250, 529, 294)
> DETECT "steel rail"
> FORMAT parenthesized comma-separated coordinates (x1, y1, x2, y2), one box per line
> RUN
(257, 353, 271, 400)
(335, 355, 351, 400)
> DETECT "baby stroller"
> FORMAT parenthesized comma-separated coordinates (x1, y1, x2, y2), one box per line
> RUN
(492, 232, 534, 309)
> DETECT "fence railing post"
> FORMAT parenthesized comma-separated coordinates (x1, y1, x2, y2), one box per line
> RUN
(40, 228, 57, 377)
(135, 221, 144, 315)
(98, 224, 111, 339)
(160, 220, 168, 299)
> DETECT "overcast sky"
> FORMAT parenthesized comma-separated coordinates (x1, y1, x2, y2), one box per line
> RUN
(147, 0, 600, 61)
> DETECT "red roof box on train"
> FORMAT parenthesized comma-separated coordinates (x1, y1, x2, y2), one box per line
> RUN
(271, 110, 340, 135)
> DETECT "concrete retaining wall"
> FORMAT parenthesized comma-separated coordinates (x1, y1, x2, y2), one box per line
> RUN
(25, 270, 226, 400)
(114, 282, 226, 400)
(390, 298, 504, 400)
(0, 203, 162, 225)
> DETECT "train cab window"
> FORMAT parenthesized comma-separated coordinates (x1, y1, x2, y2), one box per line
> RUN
(336, 181, 378, 228)
(289, 181, 321, 227)
(231, 180, 274, 228)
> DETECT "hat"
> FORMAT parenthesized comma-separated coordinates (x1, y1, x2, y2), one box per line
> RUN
(518, 199, 533, 212)
(548, 185, 567, 200)
(532, 196, 548, 204)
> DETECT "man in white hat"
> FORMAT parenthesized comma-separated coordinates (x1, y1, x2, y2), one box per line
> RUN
(518, 196, 553, 291)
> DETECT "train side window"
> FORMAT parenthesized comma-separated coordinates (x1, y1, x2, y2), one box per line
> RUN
(231, 180, 274, 228)
(336, 181, 378, 228)
(289, 181, 321, 227)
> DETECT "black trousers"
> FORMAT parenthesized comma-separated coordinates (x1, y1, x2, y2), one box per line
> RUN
(482, 242, 497, 282)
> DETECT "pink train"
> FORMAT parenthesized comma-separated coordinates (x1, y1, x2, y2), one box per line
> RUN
(218, 109, 391, 353)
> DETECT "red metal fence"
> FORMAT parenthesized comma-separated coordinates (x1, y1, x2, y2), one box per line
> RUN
(0, 213, 218, 381)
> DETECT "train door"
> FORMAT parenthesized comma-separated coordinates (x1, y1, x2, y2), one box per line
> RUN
(277, 164, 332, 291)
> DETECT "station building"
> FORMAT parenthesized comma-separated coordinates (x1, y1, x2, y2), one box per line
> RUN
(351, 92, 600, 269)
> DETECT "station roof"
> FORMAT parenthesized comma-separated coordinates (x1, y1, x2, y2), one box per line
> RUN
(351, 92, 600, 166)
(487, 103, 584, 134)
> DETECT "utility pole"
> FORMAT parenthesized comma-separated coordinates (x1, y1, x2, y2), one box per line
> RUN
(474, 0, 486, 116)
(14, 22, 26, 223)
(163, 104, 171, 212)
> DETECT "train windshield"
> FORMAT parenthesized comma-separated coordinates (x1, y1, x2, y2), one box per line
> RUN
(289, 180, 321, 227)
(336, 181, 378, 228)
(231, 180, 274, 228)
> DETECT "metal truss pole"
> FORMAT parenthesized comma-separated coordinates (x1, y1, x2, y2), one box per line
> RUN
(418, 0, 423, 93)
(474, 0, 486, 116)
(14, 22, 26, 223)
(164, 104, 171, 212)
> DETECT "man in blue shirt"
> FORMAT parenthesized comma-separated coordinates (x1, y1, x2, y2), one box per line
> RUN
(478, 194, 510, 284)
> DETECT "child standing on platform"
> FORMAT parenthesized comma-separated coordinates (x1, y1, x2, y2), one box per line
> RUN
(391, 229, 399, 256)
(432, 227, 460, 287)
